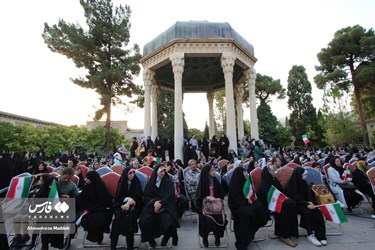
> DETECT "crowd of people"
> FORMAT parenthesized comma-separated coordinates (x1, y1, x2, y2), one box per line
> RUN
(0, 134, 374, 249)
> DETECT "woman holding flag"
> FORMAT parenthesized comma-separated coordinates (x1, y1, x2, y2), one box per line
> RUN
(228, 167, 269, 250)
(256, 163, 299, 247)
(286, 167, 327, 247)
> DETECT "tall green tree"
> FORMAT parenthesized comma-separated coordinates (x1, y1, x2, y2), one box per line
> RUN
(42, 0, 142, 154)
(287, 65, 320, 146)
(257, 102, 278, 146)
(314, 25, 375, 145)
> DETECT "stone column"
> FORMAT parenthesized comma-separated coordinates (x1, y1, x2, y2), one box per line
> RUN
(151, 84, 159, 140)
(245, 67, 259, 140)
(235, 83, 245, 141)
(221, 52, 237, 154)
(143, 69, 154, 137)
(170, 52, 184, 161)
(207, 90, 215, 139)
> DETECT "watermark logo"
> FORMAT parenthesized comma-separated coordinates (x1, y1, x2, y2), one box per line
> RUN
(28, 201, 70, 214)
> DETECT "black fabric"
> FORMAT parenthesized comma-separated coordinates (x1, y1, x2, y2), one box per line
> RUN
(195, 164, 227, 238)
(352, 169, 375, 210)
(139, 165, 179, 243)
(219, 135, 229, 160)
(286, 167, 326, 239)
(110, 167, 143, 249)
(0, 153, 13, 192)
(228, 167, 269, 249)
(256, 167, 298, 238)
(77, 171, 113, 243)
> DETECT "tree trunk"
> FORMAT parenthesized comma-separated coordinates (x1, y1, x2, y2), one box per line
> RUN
(354, 86, 370, 146)
(105, 101, 111, 155)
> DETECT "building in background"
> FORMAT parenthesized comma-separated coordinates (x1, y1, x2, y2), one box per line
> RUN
(86, 120, 143, 139)
(0, 111, 62, 127)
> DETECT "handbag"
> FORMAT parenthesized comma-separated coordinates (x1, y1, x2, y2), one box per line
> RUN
(202, 197, 225, 226)
(202, 197, 223, 215)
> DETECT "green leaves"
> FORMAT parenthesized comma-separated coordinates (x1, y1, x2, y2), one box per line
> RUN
(43, 0, 142, 153)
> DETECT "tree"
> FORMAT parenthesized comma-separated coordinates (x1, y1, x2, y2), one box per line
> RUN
(287, 65, 320, 146)
(0, 122, 15, 152)
(314, 25, 375, 145)
(42, 0, 142, 154)
(257, 102, 278, 146)
(324, 112, 364, 147)
(275, 123, 292, 148)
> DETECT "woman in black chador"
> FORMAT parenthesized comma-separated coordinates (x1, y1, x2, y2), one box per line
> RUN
(195, 164, 227, 248)
(228, 167, 269, 250)
(139, 165, 179, 247)
(256, 165, 299, 247)
(286, 167, 327, 247)
(110, 167, 143, 250)
(77, 171, 113, 243)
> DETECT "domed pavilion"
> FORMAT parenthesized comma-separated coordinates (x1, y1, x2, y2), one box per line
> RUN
(140, 21, 259, 161)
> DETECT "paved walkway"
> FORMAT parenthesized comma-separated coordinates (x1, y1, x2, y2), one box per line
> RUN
(65, 201, 375, 250)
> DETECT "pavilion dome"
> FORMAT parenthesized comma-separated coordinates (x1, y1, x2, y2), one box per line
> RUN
(143, 20, 254, 57)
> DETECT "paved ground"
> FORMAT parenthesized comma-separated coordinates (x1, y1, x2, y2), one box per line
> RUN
(6, 200, 375, 249)
(66, 200, 375, 250)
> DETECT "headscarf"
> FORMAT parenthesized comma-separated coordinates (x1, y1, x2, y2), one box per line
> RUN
(228, 167, 248, 210)
(285, 167, 311, 203)
(233, 160, 242, 169)
(144, 164, 165, 197)
(248, 160, 256, 173)
(329, 156, 344, 176)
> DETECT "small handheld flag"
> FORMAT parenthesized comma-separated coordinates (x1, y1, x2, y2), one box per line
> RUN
(267, 185, 287, 213)
(302, 134, 310, 145)
(243, 176, 256, 203)
(317, 203, 348, 224)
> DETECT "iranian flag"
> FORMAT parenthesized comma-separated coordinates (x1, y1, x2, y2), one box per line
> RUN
(267, 185, 286, 213)
(302, 134, 310, 145)
(7, 176, 32, 199)
(48, 179, 59, 207)
(243, 176, 256, 202)
(317, 203, 348, 224)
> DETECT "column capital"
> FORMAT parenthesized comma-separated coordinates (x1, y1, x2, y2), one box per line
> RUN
(221, 53, 236, 76)
(150, 84, 159, 103)
(244, 67, 256, 83)
(143, 69, 155, 88)
(170, 52, 185, 76)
